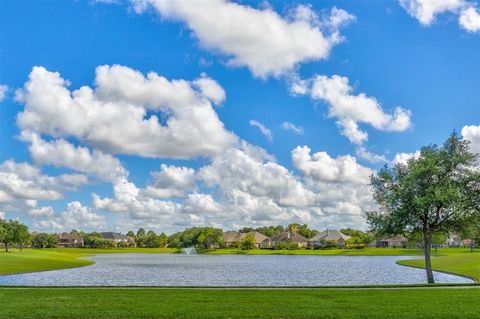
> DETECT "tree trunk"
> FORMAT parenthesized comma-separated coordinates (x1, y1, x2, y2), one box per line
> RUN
(4, 242, 8, 253)
(424, 232, 435, 284)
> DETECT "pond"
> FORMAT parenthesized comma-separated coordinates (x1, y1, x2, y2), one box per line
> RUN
(0, 254, 472, 286)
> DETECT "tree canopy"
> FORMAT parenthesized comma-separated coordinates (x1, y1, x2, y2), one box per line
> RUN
(367, 132, 480, 283)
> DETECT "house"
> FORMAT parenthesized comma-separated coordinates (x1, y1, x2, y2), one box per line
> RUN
(374, 235, 407, 248)
(448, 234, 464, 247)
(222, 231, 269, 248)
(261, 231, 308, 248)
(222, 231, 242, 247)
(307, 229, 351, 248)
(58, 232, 84, 248)
(101, 232, 135, 245)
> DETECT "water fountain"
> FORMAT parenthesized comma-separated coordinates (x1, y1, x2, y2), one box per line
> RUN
(181, 247, 197, 255)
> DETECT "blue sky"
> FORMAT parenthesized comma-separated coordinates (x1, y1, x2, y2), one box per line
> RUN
(0, 0, 479, 233)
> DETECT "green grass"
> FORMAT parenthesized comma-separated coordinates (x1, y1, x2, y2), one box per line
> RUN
(0, 248, 178, 275)
(206, 247, 475, 256)
(0, 287, 478, 319)
(398, 252, 480, 281)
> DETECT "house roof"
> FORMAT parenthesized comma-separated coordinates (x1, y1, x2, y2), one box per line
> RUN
(101, 232, 131, 241)
(222, 231, 269, 244)
(266, 231, 308, 243)
(309, 229, 351, 242)
(222, 231, 242, 242)
(58, 232, 83, 241)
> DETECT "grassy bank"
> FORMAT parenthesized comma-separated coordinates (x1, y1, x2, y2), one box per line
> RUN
(398, 252, 480, 281)
(0, 287, 478, 319)
(0, 248, 178, 275)
(206, 247, 475, 256)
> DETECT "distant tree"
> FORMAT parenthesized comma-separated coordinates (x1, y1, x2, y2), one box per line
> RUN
(137, 228, 146, 238)
(126, 231, 135, 238)
(46, 234, 58, 248)
(459, 221, 480, 252)
(168, 227, 223, 250)
(0, 219, 14, 252)
(240, 234, 256, 250)
(239, 227, 254, 233)
(367, 133, 480, 283)
(11, 221, 30, 250)
(32, 233, 49, 248)
(288, 224, 317, 239)
(255, 225, 285, 237)
(341, 228, 374, 246)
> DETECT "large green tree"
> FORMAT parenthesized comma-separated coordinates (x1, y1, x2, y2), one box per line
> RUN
(367, 133, 480, 283)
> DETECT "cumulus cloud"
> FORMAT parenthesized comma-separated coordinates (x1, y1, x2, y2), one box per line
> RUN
(132, 0, 354, 78)
(399, 0, 480, 32)
(280, 121, 304, 135)
(249, 119, 273, 142)
(0, 160, 87, 205)
(33, 201, 106, 232)
(462, 124, 480, 154)
(392, 150, 421, 165)
(294, 74, 412, 145)
(355, 146, 388, 164)
(292, 146, 373, 184)
(16, 65, 236, 159)
(459, 6, 480, 32)
(23, 133, 128, 183)
(144, 164, 196, 198)
(0, 85, 8, 102)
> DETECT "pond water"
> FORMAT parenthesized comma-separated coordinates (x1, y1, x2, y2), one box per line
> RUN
(0, 254, 472, 286)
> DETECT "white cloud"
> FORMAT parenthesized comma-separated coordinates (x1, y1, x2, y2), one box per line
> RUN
(16, 65, 236, 159)
(0, 85, 8, 102)
(296, 74, 412, 145)
(33, 201, 106, 232)
(144, 164, 196, 198)
(399, 0, 465, 25)
(292, 146, 373, 184)
(392, 150, 421, 165)
(462, 124, 480, 154)
(23, 133, 128, 183)
(0, 212, 5, 219)
(281, 121, 304, 135)
(28, 206, 54, 217)
(0, 160, 87, 204)
(459, 6, 480, 32)
(132, 0, 354, 78)
(399, 0, 480, 32)
(93, 178, 181, 221)
(249, 119, 273, 142)
(355, 146, 388, 164)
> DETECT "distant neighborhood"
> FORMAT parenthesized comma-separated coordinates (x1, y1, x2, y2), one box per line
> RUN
(1, 218, 476, 252)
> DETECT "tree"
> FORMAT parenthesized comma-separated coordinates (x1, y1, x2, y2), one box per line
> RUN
(240, 234, 256, 250)
(367, 133, 480, 283)
(32, 233, 49, 248)
(0, 219, 14, 252)
(11, 221, 30, 250)
(137, 228, 146, 238)
(288, 224, 317, 239)
(459, 221, 480, 252)
(127, 231, 135, 238)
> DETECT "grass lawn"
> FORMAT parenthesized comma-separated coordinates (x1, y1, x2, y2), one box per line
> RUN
(0, 248, 178, 275)
(398, 252, 480, 281)
(207, 247, 475, 256)
(0, 287, 479, 319)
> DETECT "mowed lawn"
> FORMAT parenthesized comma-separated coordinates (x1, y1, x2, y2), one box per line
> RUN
(0, 287, 479, 319)
(0, 248, 178, 275)
(398, 252, 480, 281)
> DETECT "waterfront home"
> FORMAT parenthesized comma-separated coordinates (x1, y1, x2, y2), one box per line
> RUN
(261, 231, 308, 248)
(58, 232, 84, 248)
(307, 229, 351, 248)
(222, 231, 269, 248)
(448, 234, 464, 247)
(374, 235, 407, 248)
(101, 232, 135, 245)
